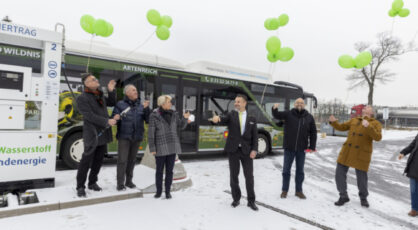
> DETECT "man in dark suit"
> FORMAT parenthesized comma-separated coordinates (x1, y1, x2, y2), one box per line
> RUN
(212, 94, 259, 211)
(75, 73, 118, 197)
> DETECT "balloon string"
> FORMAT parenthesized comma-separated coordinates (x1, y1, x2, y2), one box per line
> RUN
(86, 34, 94, 73)
(124, 31, 155, 58)
(390, 17, 395, 36)
(411, 29, 418, 44)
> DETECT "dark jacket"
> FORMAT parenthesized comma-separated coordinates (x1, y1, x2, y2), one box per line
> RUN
(112, 98, 150, 141)
(330, 117, 382, 172)
(148, 108, 188, 156)
(76, 90, 116, 154)
(400, 134, 418, 180)
(272, 108, 317, 152)
(217, 110, 258, 155)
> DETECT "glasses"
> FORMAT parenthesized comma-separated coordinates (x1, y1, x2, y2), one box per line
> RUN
(87, 77, 98, 83)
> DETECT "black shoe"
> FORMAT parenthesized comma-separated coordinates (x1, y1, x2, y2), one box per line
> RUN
(117, 185, 126, 191)
(247, 202, 259, 211)
(125, 182, 136, 189)
(166, 192, 172, 199)
(334, 197, 350, 206)
(88, 183, 102, 191)
(77, 188, 86, 197)
(154, 192, 162, 198)
(231, 200, 240, 208)
(361, 199, 369, 208)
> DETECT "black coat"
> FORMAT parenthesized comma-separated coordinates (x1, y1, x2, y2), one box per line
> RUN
(217, 110, 258, 155)
(76, 90, 116, 154)
(112, 98, 150, 141)
(272, 108, 317, 152)
(400, 134, 418, 180)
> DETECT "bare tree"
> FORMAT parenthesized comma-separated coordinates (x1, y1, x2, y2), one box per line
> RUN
(315, 98, 350, 123)
(346, 32, 417, 105)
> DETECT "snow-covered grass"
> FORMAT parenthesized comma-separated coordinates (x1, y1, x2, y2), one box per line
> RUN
(1, 130, 418, 230)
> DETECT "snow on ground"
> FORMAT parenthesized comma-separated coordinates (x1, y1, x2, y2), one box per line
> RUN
(1, 130, 418, 230)
(381, 130, 417, 141)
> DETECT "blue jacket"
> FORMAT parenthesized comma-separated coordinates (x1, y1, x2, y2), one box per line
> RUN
(112, 98, 150, 141)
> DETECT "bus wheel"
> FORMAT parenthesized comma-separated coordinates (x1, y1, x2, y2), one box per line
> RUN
(62, 132, 84, 169)
(256, 133, 270, 158)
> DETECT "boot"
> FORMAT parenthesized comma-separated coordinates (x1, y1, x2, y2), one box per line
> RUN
(334, 197, 350, 206)
(280, 191, 288, 199)
(295, 192, 306, 199)
(77, 188, 86, 198)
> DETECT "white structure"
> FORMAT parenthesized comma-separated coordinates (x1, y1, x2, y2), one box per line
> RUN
(0, 21, 62, 192)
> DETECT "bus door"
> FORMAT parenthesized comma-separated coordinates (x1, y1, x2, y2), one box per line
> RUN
(178, 77, 199, 153)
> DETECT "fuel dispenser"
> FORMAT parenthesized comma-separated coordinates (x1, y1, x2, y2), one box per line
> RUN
(0, 20, 62, 193)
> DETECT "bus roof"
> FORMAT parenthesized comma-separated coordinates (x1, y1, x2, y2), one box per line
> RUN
(65, 40, 186, 71)
(186, 61, 272, 85)
(65, 40, 276, 85)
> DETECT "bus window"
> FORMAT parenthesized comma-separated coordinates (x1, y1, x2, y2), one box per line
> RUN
(183, 86, 197, 114)
(201, 88, 235, 124)
(161, 83, 177, 110)
(253, 94, 285, 123)
(289, 98, 297, 109)
(305, 97, 313, 113)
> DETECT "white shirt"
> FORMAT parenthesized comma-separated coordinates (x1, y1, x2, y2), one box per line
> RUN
(238, 110, 247, 135)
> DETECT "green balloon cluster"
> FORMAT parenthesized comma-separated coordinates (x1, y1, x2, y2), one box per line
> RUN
(388, 0, 410, 18)
(338, 51, 372, 69)
(264, 14, 289, 30)
(266, 36, 294, 63)
(80, 15, 113, 37)
(146, 9, 172, 40)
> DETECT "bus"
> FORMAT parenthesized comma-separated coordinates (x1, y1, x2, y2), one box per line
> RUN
(1, 37, 317, 169)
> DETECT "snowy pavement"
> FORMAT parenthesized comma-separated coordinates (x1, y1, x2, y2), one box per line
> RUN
(1, 130, 418, 229)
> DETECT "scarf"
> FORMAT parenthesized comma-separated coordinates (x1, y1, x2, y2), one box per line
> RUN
(85, 88, 104, 106)
(159, 107, 173, 125)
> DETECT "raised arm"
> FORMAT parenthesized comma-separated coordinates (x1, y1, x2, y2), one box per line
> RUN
(330, 118, 351, 132)
(364, 120, 382, 141)
(105, 90, 116, 107)
(178, 112, 189, 130)
(272, 107, 288, 120)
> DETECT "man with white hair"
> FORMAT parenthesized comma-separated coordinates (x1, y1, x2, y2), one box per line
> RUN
(112, 84, 150, 191)
(329, 105, 382, 208)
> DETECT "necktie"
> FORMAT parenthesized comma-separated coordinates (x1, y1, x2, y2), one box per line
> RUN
(239, 111, 243, 134)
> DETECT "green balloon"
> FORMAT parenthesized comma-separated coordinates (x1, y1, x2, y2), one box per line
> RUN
(147, 9, 162, 26)
(264, 19, 270, 30)
(93, 19, 108, 36)
(277, 47, 294, 62)
(266, 36, 281, 53)
(354, 51, 372, 68)
(388, 9, 397, 17)
(278, 14, 289, 27)
(338, 55, 355, 69)
(161, 15, 173, 28)
(80, 15, 95, 34)
(265, 18, 279, 30)
(398, 8, 410, 17)
(392, 0, 404, 12)
(102, 22, 113, 37)
(156, 25, 170, 40)
(267, 52, 278, 63)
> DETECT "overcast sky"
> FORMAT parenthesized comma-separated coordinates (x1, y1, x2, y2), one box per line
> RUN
(3, 0, 418, 106)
